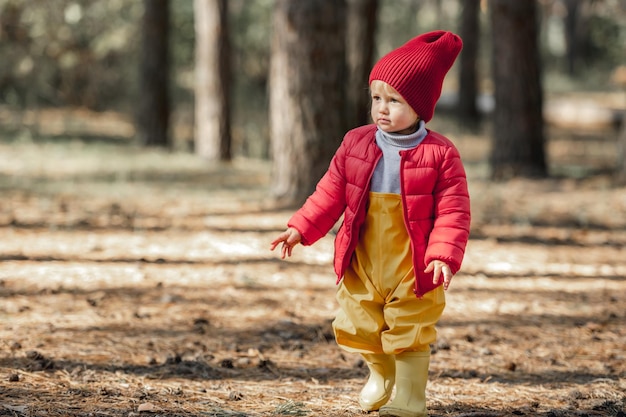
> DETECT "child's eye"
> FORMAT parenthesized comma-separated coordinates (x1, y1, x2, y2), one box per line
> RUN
(371, 95, 381, 101)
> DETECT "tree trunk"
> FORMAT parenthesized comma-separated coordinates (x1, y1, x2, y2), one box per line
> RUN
(489, 0, 547, 180)
(346, 0, 378, 129)
(269, 0, 347, 205)
(563, 0, 581, 76)
(457, 0, 481, 127)
(194, 0, 232, 161)
(137, 0, 170, 147)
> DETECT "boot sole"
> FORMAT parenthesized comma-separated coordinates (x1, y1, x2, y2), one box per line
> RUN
(358, 393, 392, 411)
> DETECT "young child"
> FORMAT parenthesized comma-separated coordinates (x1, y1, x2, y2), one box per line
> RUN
(270, 30, 470, 417)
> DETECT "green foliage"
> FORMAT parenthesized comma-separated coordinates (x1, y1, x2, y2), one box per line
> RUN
(376, 0, 460, 56)
(0, 0, 142, 110)
(0, 0, 624, 155)
(229, 0, 273, 159)
(584, 13, 625, 69)
(231, 0, 272, 87)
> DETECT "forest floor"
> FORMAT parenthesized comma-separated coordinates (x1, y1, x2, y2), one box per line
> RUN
(0, 112, 625, 416)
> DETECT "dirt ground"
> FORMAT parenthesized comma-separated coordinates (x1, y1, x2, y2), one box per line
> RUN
(0, 121, 625, 416)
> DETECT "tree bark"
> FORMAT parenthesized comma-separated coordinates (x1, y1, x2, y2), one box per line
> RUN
(194, 0, 232, 161)
(563, 0, 581, 76)
(346, 0, 378, 129)
(489, 0, 547, 180)
(137, 0, 170, 147)
(269, 0, 347, 205)
(457, 0, 481, 127)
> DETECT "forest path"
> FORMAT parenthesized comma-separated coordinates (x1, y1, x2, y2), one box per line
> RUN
(0, 133, 625, 416)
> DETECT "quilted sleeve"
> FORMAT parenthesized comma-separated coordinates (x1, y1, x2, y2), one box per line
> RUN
(424, 145, 471, 274)
(287, 140, 349, 246)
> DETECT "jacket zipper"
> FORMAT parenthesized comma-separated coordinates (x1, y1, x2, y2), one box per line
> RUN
(398, 149, 421, 297)
(340, 147, 382, 281)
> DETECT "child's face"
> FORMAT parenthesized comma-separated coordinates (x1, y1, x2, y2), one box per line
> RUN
(370, 80, 419, 134)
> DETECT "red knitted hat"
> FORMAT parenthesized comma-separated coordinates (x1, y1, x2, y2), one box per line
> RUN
(369, 30, 463, 122)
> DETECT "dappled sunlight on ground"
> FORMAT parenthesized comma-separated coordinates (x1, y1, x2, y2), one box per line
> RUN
(1, 128, 625, 416)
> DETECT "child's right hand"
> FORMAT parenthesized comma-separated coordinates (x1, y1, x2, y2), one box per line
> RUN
(270, 227, 302, 259)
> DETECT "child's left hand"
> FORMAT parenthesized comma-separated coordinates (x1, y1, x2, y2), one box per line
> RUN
(425, 260, 454, 290)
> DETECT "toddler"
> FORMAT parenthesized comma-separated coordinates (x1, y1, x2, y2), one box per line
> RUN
(271, 30, 470, 417)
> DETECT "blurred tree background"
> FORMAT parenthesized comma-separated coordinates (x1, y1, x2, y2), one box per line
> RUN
(3, 4, 626, 415)
(0, 0, 625, 175)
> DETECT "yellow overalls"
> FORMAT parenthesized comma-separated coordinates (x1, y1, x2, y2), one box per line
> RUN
(333, 192, 445, 355)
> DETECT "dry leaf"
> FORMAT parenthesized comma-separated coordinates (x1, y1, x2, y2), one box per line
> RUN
(2, 404, 28, 413)
(137, 402, 158, 413)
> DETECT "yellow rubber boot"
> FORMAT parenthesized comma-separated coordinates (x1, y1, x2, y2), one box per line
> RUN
(358, 353, 396, 411)
(378, 350, 430, 417)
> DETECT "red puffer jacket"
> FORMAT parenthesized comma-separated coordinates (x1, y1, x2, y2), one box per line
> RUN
(288, 124, 470, 297)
